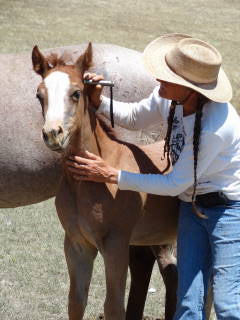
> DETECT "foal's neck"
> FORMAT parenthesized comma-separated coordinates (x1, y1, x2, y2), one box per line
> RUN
(70, 108, 118, 163)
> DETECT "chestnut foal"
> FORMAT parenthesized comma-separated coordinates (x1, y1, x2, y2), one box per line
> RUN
(32, 43, 178, 320)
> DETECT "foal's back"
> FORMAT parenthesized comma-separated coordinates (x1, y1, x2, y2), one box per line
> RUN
(112, 139, 179, 246)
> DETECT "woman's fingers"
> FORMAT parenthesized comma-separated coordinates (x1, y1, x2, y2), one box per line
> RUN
(68, 165, 101, 182)
(83, 73, 104, 108)
(84, 72, 104, 82)
(67, 161, 86, 169)
(66, 152, 119, 184)
(83, 72, 96, 80)
(82, 150, 98, 160)
(68, 166, 87, 175)
(69, 151, 99, 163)
(93, 74, 104, 82)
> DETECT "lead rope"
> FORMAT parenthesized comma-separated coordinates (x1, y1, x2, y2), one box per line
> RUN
(110, 86, 114, 128)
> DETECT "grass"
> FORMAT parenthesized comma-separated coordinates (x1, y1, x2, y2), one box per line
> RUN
(0, 0, 239, 109)
(0, 0, 239, 318)
(0, 199, 167, 320)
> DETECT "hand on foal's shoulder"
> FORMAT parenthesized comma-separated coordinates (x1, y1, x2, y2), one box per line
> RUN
(66, 150, 119, 184)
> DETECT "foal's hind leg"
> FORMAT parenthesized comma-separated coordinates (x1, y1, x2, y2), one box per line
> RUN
(101, 235, 130, 320)
(126, 246, 156, 320)
(64, 234, 97, 320)
(151, 244, 177, 320)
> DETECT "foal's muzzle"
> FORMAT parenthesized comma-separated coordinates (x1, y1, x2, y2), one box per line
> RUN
(42, 125, 67, 151)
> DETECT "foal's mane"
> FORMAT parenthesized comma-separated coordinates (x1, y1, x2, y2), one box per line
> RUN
(46, 52, 74, 68)
(96, 114, 165, 175)
(96, 114, 120, 142)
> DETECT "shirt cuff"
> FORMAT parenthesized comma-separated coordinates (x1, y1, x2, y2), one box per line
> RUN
(118, 170, 140, 191)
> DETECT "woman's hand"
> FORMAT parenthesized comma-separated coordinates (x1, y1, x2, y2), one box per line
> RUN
(84, 73, 104, 109)
(66, 151, 119, 184)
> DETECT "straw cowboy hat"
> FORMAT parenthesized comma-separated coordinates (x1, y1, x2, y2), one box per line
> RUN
(143, 33, 232, 102)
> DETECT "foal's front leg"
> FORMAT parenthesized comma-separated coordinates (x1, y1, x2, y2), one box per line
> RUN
(56, 180, 98, 319)
(102, 235, 130, 320)
(64, 234, 97, 320)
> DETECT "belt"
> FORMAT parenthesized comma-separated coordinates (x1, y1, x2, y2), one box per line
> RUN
(195, 191, 230, 208)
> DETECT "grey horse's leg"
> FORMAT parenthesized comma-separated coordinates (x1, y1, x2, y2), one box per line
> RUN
(126, 246, 156, 320)
(64, 234, 97, 320)
(151, 244, 178, 320)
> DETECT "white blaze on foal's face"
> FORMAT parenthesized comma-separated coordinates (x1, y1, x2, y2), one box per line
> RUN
(32, 43, 92, 152)
(44, 71, 73, 130)
(41, 70, 80, 150)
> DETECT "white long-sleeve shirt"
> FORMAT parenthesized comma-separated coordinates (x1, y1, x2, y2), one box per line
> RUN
(97, 87, 240, 202)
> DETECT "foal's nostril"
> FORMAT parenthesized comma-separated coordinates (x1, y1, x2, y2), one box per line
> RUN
(42, 126, 63, 142)
(42, 129, 48, 142)
(57, 126, 63, 135)
(52, 126, 63, 137)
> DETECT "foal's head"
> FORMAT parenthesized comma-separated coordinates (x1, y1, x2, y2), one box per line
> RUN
(32, 43, 92, 152)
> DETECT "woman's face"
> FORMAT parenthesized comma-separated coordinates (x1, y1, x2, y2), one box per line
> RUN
(157, 79, 193, 102)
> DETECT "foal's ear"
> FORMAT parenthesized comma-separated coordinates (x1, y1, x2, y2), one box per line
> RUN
(32, 45, 50, 78)
(76, 42, 93, 76)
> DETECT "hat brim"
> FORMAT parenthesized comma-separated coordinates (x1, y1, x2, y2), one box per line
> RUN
(143, 33, 232, 103)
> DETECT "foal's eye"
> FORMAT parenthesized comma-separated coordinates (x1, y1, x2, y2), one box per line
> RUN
(71, 90, 81, 101)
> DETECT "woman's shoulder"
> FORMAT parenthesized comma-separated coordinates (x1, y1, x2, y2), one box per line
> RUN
(150, 86, 172, 118)
(202, 100, 240, 142)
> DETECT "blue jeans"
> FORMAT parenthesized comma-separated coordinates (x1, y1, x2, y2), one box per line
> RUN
(174, 200, 240, 320)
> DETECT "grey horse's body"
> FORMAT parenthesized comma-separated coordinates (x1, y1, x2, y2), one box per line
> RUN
(0, 43, 156, 208)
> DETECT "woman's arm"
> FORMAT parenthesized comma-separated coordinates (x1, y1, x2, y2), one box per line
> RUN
(118, 132, 223, 196)
(84, 72, 170, 130)
(67, 132, 223, 197)
(97, 87, 170, 130)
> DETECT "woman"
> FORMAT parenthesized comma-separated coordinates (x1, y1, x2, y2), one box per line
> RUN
(67, 33, 240, 319)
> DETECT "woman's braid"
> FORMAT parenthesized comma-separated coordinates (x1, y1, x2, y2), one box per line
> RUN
(192, 95, 208, 218)
(163, 96, 209, 219)
(162, 100, 177, 174)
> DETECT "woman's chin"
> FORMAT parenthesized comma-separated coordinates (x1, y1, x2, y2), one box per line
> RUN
(158, 88, 167, 98)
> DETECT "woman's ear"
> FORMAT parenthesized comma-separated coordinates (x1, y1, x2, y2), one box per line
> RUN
(76, 42, 93, 77)
(32, 45, 50, 78)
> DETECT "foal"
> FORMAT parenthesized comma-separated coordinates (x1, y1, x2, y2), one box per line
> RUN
(32, 43, 179, 320)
